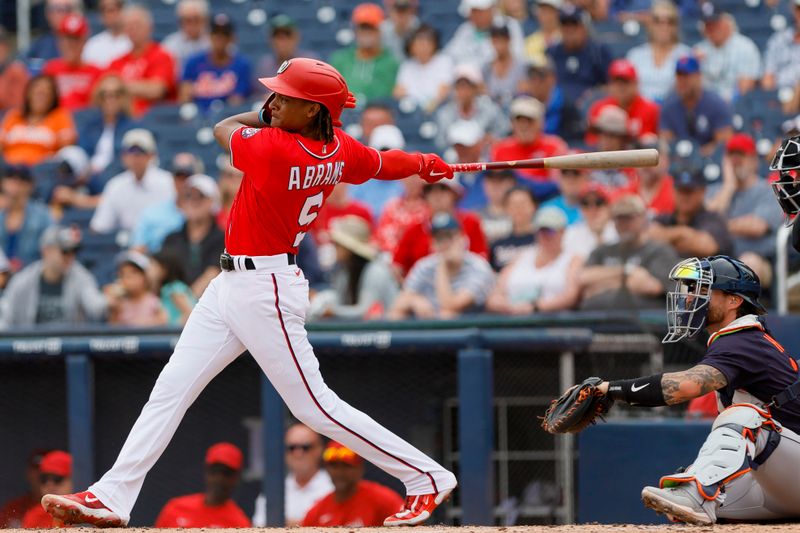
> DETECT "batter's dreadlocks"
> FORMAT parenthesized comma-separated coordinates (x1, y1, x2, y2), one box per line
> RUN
(310, 105, 335, 144)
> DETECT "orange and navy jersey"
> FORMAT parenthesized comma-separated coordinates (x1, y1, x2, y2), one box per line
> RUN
(702, 316, 800, 432)
(227, 126, 381, 256)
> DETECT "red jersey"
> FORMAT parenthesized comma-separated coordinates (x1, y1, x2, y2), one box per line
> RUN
(375, 196, 430, 253)
(586, 95, 660, 145)
(0, 493, 37, 528)
(393, 210, 488, 275)
(302, 480, 403, 527)
(491, 134, 567, 181)
(643, 175, 675, 217)
(42, 59, 102, 110)
(154, 493, 251, 528)
(108, 43, 176, 116)
(21, 504, 55, 528)
(228, 126, 381, 256)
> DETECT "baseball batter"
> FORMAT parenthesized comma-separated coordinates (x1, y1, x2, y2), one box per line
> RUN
(554, 255, 800, 524)
(41, 58, 457, 527)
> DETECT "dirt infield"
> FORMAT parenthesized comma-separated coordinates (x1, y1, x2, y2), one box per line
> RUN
(13, 526, 800, 533)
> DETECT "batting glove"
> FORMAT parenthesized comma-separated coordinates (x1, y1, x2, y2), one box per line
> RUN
(419, 153, 453, 183)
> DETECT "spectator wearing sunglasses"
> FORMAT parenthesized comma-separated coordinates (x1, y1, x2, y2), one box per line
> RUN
(21, 451, 72, 528)
(563, 183, 618, 259)
(155, 443, 250, 527)
(252, 423, 333, 527)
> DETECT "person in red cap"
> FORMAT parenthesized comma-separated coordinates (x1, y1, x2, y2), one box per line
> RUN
(302, 442, 404, 527)
(707, 132, 784, 285)
(22, 451, 72, 528)
(42, 13, 103, 110)
(154, 443, 250, 528)
(586, 59, 660, 146)
(107, 5, 176, 116)
(42, 57, 456, 529)
(330, 3, 399, 101)
(0, 449, 51, 528)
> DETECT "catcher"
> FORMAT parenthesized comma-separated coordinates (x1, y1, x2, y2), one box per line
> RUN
(543, 255, 800, 524)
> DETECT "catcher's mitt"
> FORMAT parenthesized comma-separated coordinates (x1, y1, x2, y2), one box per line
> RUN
(541, 377, 614, 434)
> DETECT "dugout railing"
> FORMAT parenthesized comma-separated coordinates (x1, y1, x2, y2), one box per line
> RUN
(0, 312, 677, 526)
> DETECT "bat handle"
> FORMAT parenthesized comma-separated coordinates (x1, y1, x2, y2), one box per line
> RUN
(449, 163, 486, 173)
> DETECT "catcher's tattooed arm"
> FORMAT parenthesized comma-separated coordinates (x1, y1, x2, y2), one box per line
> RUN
(599, 364, 728, 406)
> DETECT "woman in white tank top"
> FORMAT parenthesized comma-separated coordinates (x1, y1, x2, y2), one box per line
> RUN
(487, 206, 583, 314)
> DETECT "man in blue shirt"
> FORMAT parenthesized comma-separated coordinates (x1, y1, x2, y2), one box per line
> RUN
(546, 5, 612, 106)
(660, 55, 732, 155)
(179, 13, 251, 113)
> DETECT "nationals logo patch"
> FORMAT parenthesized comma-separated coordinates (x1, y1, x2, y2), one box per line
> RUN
(241, 127, 258, 139)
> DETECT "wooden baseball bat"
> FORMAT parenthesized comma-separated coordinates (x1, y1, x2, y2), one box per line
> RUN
(449, 148, 659, 173)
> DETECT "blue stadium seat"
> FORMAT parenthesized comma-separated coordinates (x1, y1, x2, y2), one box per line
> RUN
(61, 208, 95, 230)
(31, 161, 60, 202)
(78, 233, 121, 281)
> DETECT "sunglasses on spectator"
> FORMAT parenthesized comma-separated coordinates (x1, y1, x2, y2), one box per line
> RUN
(286, 443, 315, 453)
(580, 198, 607, 207)
(652, 16, 677, 25)
(40, 474, 66, 484)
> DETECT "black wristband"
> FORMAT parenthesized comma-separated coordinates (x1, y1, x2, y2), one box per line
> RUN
(607, 373, 666, 406)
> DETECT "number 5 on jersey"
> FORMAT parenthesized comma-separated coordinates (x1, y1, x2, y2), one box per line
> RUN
(293, 192, 324, 247)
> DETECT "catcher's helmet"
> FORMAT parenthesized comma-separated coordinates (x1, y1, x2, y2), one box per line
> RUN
(769, 135, 800, 224)
(663, 255, 766, 343)
(258, 58, 355, 127)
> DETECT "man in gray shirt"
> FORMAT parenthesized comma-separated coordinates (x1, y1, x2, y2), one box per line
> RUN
(389, 213, 495, 319)
(0, 226, 107, 329)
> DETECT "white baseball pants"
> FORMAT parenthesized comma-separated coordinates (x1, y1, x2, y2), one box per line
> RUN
(89, 257, 456, 523)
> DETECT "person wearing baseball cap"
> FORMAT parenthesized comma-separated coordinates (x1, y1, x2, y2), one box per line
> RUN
(0, 449, 53, 528)
(695, 2, 760, 103)
(22, 451, 73, 528)
(649, 166, 733, 258)
(706, 132, 784, 284)
(330, 3, 399, 101)
(253, 15, 318, 91)
(660, 54, 733, 154)
(155, 443, 250, 527)
(179, 12, 252, 113)
(586, 59, 659, 145)
(302, 442, 403, 526)
(390, 211, 495, 319)
(383, 0, 420, 61)
(562, 183, 618, 259)
(444, 0, 525, 70)
(42, 13, 102, 110)
(0, 164, 50, 273)
(580, 193, 679, 311)
(107, 250, 168, 327)
(491, 95, 567, 182)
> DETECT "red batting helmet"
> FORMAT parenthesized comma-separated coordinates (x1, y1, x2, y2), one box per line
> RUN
(258, 58, 355, 127)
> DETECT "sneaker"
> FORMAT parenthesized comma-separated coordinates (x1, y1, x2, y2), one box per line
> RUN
(641, 485, 717, 525)
(384, 488, 453, 526)
(41, 491, 126, 527)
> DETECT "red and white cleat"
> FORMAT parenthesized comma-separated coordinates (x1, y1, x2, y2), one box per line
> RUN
(41, 491, 126, 527)
(384, 488, 453, 526)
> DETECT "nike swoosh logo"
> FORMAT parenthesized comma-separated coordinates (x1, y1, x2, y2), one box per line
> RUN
(85, 495, 99, 503)
(631, 383, 650, 392)
(429, 171, 448, 177)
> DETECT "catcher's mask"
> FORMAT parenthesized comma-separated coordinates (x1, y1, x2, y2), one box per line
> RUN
(769, 135, 800, 225)
(663, 255, 765, 343)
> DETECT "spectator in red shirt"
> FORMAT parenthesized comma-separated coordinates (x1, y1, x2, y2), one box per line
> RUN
(637, 139, 674, 216)
(155, 442, 250, 528)
(108, 5, 176, 116)
(491, 95, 567, 182)
(302, 442, 403, 527)
(43, 14, 103, 110)
(375, 175, 430, 253)
(21, 451, 72, 529)
(586, 59, 660, 146)
(312, 183, 373, 271)
(586, 105, 639, 194)
(0, 449, 50, 528)
(393, 178, 488, 276)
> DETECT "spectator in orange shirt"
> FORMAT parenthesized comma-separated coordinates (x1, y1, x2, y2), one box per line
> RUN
(108, 5, 176, 116)
(155, 442, 250, 528)
(586, 59, 660, 146)
(42, 13, 103, 110)
(21, 451, 73, 529)
(0, 449, 50, 528)
(491, 95, 567, 182)
(0, 27, 29, 113)
(0, 75, 77, 166)
(302, 442, 403, 527)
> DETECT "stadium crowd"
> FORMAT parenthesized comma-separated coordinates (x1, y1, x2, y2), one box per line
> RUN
(0, 0, 796, 329)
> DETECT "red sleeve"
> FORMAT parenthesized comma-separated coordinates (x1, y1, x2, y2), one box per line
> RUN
(377, 488, 405, 516)
(341, 132, 382, 185)
(232, 506, 252, 527)
(229, 126, 273, 179)
(374, 149, 425, 182)
(147, 49, 176, 94)
(154, 501, 177, 527)
(646, 101, 661, 135)
(392, 223, 429, 275)
(301, 501, 322, 526)
(460, 213, 488, 257)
